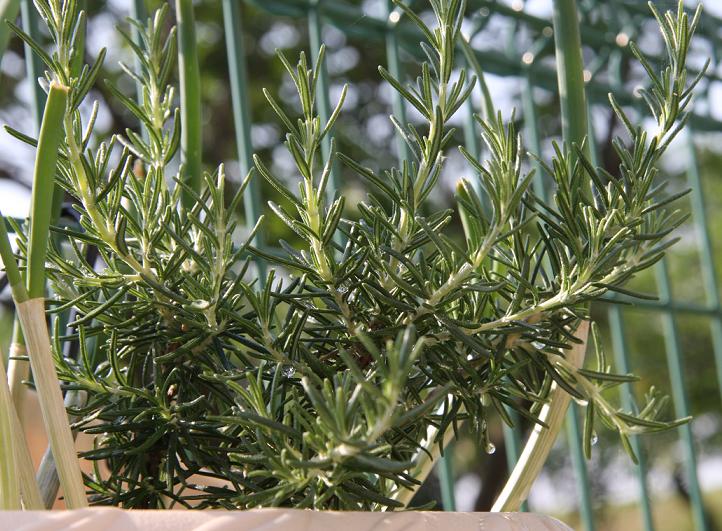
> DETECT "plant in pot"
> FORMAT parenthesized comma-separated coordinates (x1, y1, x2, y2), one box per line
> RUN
(0, 0, 704, 528)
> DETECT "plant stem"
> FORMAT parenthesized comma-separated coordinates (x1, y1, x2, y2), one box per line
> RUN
(552, 0, 589, 162)
(130, 0, 147, 112)
(7, 321, 27, 404)
(28, 82, 67, 299)
(222, 0, 265, 256)
(0, 0, 20, 60)
(18, 83, 70, 504)
(0, 352, 21, 509)
(62, 111, 157, 282)
(0, 210, 27, 401)
(16, 299, 87, 508)
(308, 2, 339, 208)
(36, 389, 85, 508)
(12, 413, 43, 509)
(175, 0, 202, 208)
(1, 82, 87, 508)
(392, 398, 459, 508)
(7, 0, 47, 419)
(419, 225, 501, 315)
(0, 214, 46, 510)
(0, 352, 43, 510)
(492, 321, 589, 511)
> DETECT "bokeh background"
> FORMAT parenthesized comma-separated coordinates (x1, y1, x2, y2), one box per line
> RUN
(1, 0, 722, 529)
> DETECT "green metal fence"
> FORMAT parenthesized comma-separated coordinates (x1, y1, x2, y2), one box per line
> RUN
(11, 0, 722, 529)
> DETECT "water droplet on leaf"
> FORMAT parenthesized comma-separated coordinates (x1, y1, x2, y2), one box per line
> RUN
(337, 282, 350, 294)
(485, 442, 496, 455)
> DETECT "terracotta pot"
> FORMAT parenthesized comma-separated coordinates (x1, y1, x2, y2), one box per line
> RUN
(1, 508, 571, 530)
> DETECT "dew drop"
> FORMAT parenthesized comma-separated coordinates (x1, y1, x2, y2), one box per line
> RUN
(485, 442, 496, 455)
(337, 282, 351, 294)
(282, 366, 296, 378)
(591, 432, 599, 446)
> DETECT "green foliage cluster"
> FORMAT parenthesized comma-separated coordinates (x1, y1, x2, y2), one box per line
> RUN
(3, 0, 702, 510)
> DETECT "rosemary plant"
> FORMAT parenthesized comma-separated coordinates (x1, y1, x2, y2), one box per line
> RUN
(2, 0, 702, 511)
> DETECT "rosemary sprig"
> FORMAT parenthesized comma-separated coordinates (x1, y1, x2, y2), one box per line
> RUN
(2, 0, 703, 510)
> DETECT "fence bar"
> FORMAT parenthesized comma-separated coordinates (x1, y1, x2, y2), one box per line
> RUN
(19, 0, 44, 131)
(656, 259, 709, 531)
(130, 0, 147, 140)
(597, 297, 718, 316)
(384, 1, 411, 163)
(222, 0, 267, 270)
(566, 407, 595, 531)
(130, 1, 147, 101)
(307, 0, 339, 204)
(437, 449, 456, 511)
(501, 412, 527, 512)
(521, 75, 546, 199)
(608, 308, 655, 531)
(684, 135, 722, 404)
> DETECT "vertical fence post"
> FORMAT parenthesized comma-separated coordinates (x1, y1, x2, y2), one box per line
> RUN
(307, 0, 340, 206)
(684, 134, 722, 405)
(222, 0, 266, 275)
(19, 0, 45, 130)
(656, 259, 710, 531)
(131, 0, 148, 140)
(566, 408, 595, 530)
(384, 1, 412, 163)
(175, 0, 202, 207)
(608, 307, 656, 531)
